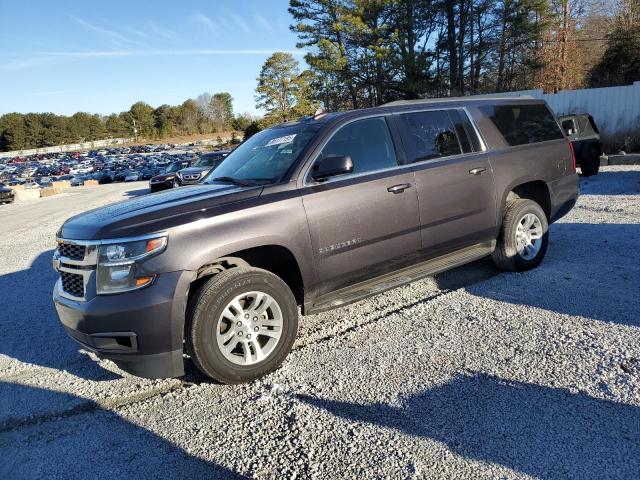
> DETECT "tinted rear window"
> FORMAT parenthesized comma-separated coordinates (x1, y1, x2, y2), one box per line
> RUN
(480, 104, 563, 146)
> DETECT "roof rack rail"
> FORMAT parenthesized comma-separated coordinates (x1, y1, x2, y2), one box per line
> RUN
(381, 93, 536, 107)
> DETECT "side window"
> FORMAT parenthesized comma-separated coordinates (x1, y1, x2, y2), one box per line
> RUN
(448, 109, 480, 153)
(398, 110, 462, 163)
(480, 104, 564, 146)
(576, 115, 595, 136)
(319, 117, 398, 175)
(561, 118, 576, 135)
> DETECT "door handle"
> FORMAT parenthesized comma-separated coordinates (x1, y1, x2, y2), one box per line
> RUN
(387, 183, 411, 194)
(469, 167, 486, 175)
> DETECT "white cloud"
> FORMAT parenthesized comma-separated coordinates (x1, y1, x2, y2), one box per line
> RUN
(146, 20, 180, 42)
(191, 12, 220, 37)
(228, 13, 252, 34)
(67, 15, 144, 47)
(0, 49, 306, 71)
(253, 13, 275, 35)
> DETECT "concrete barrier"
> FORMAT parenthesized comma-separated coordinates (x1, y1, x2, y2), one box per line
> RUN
(14, 189, 41, 201)
(52, 180, 71, 190)
(606, 154, 640, 165)
(40, 187, 63, 198)
(84, 180, 99, 186)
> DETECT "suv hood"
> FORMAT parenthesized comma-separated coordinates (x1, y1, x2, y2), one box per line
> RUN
(60, 184, 263, 240)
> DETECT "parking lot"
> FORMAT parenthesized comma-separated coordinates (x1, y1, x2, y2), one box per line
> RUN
(1, 167, 639, 479)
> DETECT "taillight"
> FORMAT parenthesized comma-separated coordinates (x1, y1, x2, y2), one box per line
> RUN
(568, 142, 576, 172)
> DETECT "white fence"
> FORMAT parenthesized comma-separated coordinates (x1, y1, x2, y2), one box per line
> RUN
(492, 82, 640, 148)
(0, 137, 134, 159)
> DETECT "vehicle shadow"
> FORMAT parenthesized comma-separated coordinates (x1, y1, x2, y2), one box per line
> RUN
(298, 372, 640, 479)
(0, 381, 245, 479)
(454, 223, 640, 326)
(125, 188, 150, 197)
(579, 169, 640, 195)
(0, 250, 120, 381)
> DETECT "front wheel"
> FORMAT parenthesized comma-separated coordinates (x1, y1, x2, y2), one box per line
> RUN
(186, 267, 298, 384)
(492, 199, 549, 272)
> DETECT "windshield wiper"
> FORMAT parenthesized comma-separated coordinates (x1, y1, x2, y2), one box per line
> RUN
(209, 176, 253, 187)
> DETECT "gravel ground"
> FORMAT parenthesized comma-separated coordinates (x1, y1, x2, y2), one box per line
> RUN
(1, 167, 639, 479)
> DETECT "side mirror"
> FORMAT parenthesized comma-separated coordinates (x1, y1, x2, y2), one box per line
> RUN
(311, 155, 354, 181)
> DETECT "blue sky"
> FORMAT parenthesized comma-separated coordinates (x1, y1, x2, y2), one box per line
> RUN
(0, 0, 303, 116)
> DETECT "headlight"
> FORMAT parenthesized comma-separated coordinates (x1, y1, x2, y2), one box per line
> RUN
(96, 235, 167, 294)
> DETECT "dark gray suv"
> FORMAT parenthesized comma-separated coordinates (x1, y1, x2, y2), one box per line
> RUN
(53, 97, 579, 383)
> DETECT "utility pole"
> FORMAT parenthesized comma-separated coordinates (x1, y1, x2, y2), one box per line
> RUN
(132, 118, 138, 142)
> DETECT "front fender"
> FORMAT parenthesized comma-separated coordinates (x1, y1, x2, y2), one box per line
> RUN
(144, 194, 317, 290)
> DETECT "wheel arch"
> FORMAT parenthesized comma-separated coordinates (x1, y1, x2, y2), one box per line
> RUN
(188, 244, 306, 308)
(499, 179, 552, 223)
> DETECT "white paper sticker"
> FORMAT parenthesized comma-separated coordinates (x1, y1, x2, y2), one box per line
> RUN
(265, 134, 296, 146)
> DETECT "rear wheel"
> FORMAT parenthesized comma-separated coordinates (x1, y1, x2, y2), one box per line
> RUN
(492, 199, 549, 272)
(186, 267, 298, 384)
(580, 147, 600, 176)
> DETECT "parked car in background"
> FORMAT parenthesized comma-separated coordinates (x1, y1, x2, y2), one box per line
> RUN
(70, 176, 85, 187)
(558, 113, 602, 176)
(92, 172, 113, 184)
(38, 177, 53, 187)
(124, 172, 140, 182)
(53, 97, 579, 384)
(149, 160, 191, 192)
(23, 179, 40, 189)
(0, 183, 15, 204)
(174, 150, 231, 186)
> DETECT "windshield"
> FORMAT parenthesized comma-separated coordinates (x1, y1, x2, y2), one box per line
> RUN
(202, 123, 322, 185)
(194, 155, 218, 168)
(165, 162, 182, 173)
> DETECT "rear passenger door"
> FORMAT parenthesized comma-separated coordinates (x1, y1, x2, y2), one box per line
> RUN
(394, 109, 496, 257)
(301, 116, 420, 295)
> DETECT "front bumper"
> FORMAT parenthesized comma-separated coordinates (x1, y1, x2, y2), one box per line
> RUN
(53, 270, 195, 378)
(149, 179, 173, 192)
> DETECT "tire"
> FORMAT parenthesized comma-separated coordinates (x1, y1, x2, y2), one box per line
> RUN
(492, 199, 549, 272)
(186, 267, 298, 384)
(580, 147, 600, 176)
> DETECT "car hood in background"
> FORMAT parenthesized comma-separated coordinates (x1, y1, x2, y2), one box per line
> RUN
(60, 184, 263, 240)
(179, 167, 211, 177)
(150, 173, 176, 182)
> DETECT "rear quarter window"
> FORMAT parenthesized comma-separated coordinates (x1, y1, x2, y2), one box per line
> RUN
(480, 104, 564, 146)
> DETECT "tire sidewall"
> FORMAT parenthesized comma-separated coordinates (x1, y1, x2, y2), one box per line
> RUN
(581, 148, 600, 176)
(504, 201, 549, 271)
(189, 269, 298, 383)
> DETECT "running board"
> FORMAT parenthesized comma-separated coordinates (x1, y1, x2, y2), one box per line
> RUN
(306, 241, 495, 314)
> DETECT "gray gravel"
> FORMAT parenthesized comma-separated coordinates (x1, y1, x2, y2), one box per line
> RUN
(1, 168, 639, 479)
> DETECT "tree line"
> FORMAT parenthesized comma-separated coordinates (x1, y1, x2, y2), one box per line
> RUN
(2, 0, 637, 151)
(279, 0, 639, 113)
(0, 93, 255, 152)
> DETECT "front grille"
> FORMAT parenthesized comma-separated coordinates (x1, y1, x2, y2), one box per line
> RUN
(60, 271, 84, 298)
(58, 242, 85, 260)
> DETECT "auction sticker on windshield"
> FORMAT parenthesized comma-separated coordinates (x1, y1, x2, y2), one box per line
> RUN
(265, 134, 296, 146)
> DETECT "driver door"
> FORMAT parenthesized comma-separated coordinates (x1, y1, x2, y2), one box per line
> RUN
(300, 116, 420, 296)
